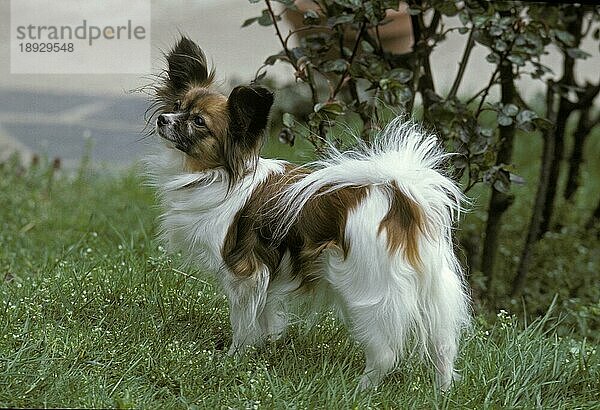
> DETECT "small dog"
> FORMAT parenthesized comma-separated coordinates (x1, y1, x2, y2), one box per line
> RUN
(147, 37, 470, 390)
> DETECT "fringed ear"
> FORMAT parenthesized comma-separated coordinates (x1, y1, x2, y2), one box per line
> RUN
(166, 36, 215, 92)
(225, 85, 275, 184)
(227, 85, 274, 142)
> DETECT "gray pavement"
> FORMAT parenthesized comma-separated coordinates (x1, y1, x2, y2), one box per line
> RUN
(0, 89, 149, 169)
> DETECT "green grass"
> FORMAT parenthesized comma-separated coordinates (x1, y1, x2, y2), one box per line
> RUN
(0, 157, 599, 409)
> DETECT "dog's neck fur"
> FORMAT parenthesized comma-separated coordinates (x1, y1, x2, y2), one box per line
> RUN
(147, 147, 287, 272)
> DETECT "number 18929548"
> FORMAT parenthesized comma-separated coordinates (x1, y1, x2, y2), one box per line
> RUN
(18, 42, 74, 52)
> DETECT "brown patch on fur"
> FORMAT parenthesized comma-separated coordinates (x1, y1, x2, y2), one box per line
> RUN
(181, 89, 229, 173)
(378, 182, 425, 272)
(222, 166, 368, 287)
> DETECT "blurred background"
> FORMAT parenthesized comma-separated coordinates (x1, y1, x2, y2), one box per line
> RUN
(0, 0, 598, 169)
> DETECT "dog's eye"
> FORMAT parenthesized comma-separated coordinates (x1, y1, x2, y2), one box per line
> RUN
(173, 100, 181, 111)
(193, 115, 205, 127)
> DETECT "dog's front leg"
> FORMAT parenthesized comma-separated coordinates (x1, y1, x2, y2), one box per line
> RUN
(222, 266, 270, 356)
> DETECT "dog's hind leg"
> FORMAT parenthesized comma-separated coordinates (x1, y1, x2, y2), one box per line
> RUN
(425, 265, 469, 391)
(355, 313, 399, 390)
(324, 250, 410, 390)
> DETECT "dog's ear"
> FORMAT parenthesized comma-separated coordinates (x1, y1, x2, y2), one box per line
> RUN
(227, 85, 274, 143)
(166, 36, 214, 92)
(224, 85, 274, 183)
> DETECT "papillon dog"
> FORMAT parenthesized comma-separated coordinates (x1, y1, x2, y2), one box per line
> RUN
(146, 37, 470, 390)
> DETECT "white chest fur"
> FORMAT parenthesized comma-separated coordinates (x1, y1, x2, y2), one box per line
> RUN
(148, 150, 286, 273)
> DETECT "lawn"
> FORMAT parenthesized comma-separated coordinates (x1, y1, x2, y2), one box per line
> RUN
(0, 154, 598, 409)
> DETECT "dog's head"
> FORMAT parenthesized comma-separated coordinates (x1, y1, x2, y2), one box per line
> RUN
(154, 37, 274, 181)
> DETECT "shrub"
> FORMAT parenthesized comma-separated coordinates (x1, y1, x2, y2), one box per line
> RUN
(246, 0, 600, 328)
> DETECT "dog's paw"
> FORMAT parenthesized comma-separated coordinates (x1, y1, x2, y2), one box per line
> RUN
(437, 370, 461, 392)
(227, 343, 243, 357)
(357, 374, 381, 392)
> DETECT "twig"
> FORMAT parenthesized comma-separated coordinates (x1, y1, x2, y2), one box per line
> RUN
(474, 65, 501, 115)
(283, 25, 332, 46)
(448, 27, 475, 100)
(425, 10, 442, 37)
(265, 0, 319, 106)
(332, 21, 367, 99)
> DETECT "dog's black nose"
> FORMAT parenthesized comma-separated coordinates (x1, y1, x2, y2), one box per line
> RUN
(157, 114, 169, 126)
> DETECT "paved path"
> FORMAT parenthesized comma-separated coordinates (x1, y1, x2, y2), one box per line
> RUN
(0, 89, 149, 169)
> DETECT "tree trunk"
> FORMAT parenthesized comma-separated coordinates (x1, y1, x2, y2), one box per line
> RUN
(586, 196, 600, 231)
(512, 89, 558, 296)
(538, 101, 570, 237)
(481, 58, 516, 289)
(563, 108, 591, 201)
(409, 8, 440, 121)
(538, 10, 583, 236)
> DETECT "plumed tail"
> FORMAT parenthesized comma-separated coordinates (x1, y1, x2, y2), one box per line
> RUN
(268, 117, 465, 247)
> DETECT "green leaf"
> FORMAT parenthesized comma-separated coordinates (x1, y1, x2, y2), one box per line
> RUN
(282, 112, 296, 128)
(473, 15, 488, 28)
(258, 9, 280, 26)
(509, 173, 525, 185)
(566, 48, 591, 60)
(486, 52, 500, 64)
(495, 39, 508, 52)
(388, 68, 413, 84)
(489, 25, 503, 37)
(361, 40, 374, 53)
(242, 17, 259, 27)
(493, 170, 511, 193)
(498, 113, 513, 126)
(516, 109, 538, 124)
(314, 101, 346, 115)
(333, 0, 361, 10)
(478, 127, 494, 138)
(507, 54, 525, 66)
(436, 1, 458, 16)
(331, 14, 354, 26)
(321, 59, 348, 73)
(554, 30, 576, 46)
(303, 9, 320, 25)
(458, 27, 469, 35)
(502, 104, 519, 117)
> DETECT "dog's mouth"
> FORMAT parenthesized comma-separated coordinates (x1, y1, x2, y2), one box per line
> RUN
(156, 125, 177, 149)
(156, 124, 173, 141)
(156, 122, 193, 153)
